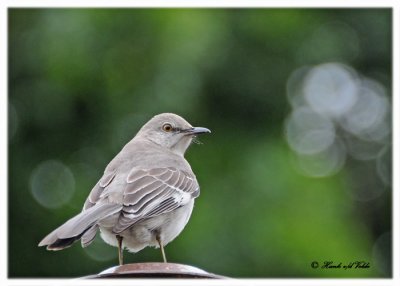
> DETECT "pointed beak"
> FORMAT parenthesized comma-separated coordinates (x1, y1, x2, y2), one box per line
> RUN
(181, 127, 211, 135)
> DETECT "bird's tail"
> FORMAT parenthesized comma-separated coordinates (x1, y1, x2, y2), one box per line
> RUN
(38, 203, 121, 250)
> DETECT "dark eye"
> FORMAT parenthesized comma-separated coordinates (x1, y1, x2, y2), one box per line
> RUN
(162, 123, 173, 132)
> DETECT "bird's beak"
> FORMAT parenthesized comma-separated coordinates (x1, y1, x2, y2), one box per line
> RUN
(181, 127, 211, 135)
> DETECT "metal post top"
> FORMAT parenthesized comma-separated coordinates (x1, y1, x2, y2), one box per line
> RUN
(85, 262, 226, 279)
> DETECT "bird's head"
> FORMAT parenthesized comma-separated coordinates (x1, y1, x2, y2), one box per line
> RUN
(137, 113, 211, 156)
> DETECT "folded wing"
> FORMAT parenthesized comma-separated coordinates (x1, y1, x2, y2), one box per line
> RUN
(113, 167, 199, 233)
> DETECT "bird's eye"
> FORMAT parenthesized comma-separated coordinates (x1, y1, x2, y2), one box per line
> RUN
(162, 123, 173, 132)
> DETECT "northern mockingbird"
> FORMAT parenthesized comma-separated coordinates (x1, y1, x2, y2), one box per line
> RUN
(39, 113, 211, 265)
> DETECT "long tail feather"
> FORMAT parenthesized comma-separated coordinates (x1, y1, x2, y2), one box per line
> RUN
(38, 203, 121, 250)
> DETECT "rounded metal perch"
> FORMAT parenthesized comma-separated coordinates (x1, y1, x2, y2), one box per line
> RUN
(84, 262, 227, 279)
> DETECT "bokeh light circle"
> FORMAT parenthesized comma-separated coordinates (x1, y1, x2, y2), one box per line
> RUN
(294, 139, 346, 178)
(339, 79, 389, 141)
(83, 234, 117, 262)
(285, 106, 335, 155)
(303, 63, 359, 118)
(30, 160, 76, 209)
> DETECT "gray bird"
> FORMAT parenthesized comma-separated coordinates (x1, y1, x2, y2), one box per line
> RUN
(38, 113, 211, 265)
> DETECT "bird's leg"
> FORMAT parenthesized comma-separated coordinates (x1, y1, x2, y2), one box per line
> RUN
(156, 234, 167, 263)
(116, 235, 124, 266)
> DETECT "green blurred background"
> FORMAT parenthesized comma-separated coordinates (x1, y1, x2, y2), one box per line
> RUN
(8, 8, 392, 278)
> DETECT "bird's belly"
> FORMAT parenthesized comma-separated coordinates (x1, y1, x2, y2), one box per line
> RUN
(99, 199, 195, 253)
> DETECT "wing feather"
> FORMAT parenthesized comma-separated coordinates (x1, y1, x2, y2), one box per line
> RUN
(126, 169, 147, 183)
(124, 185, 169, 213)
(81, 224, 98, 247)
(83, 170, 116, 210)
(144, 197, 180, 218)
(112, 167, 199, 233)
(157, 168, 174, 181)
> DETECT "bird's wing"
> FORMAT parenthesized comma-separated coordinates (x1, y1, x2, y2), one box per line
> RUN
(112, 167, 199, 233)
(83, 170, 117, 210)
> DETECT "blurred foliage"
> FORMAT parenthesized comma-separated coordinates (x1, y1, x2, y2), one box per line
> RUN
(8, 8, 391, 278)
